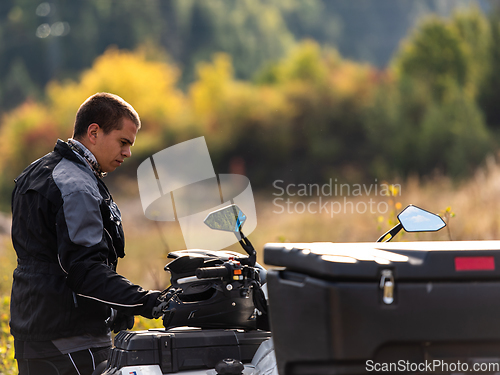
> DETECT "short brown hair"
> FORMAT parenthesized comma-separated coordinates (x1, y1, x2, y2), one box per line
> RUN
(73, 92, 141, 139)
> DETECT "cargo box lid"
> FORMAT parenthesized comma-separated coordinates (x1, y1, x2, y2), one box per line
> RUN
(264, 240, 500, 281)
(114, 328, 271, 351)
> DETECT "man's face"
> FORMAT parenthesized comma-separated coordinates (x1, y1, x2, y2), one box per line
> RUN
(93, 118, 138, 173)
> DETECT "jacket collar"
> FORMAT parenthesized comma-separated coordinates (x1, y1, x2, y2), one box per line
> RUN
(67, 138, 106, 178)
(54, 139, 94, 175)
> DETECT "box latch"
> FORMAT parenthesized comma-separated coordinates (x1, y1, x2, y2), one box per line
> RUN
(380, 270, 394, 305)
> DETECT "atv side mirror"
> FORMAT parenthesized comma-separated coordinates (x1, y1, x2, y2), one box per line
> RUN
(204, 204, 256, 266)
(398, 205, 446, 232)
(204, 204, 246, 233)
(377, 205, 446, 242)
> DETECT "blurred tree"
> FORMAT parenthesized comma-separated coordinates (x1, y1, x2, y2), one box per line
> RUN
(0, 0, 165, 113)
(365, 74, 492, 179)
(0, 0, 484, 115)
(478, 8, 500, 128)
(0, 4, 497, 210)
(0, 0, 298, 113)
(0, 101, 55, 210)
(46, 45, 187, 158)
(366, 6, 494, 178)
(418, 85, 491, 176)
(393, 16, 468, 102)
(363, 74, 430, 178)
(394, 6, 493, 102)
(254, 40, 379, 183)
(189, 53, 294, 184)
(0, 46, 188, 209)
(160, 0, 296, 86)
(450, 5, 491, 99)
(2, 58, 40, 110)
(305, 0, 480, 67)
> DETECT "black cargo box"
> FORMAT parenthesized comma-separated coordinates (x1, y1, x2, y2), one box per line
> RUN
(105, 328, 271, 374)
(264, 241, 500, 375)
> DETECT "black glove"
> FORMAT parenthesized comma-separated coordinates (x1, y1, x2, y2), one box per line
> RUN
(111, 312, 134, 333)
(151, 288, 182, 318)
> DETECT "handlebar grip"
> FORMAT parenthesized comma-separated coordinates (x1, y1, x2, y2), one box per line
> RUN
(196, 266, 229, 279)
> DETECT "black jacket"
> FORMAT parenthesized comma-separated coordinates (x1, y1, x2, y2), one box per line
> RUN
(10, 140, 159, 341)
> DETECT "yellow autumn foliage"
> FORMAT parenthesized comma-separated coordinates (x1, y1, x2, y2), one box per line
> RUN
(277, 40, 329, 85)
(0, 40, 383, 208)
(329, 60, 377, 105)
(47, 46, 187, 154)
(190, 53, 234, 124)
(0, 101, 57, 176)
(0, 46, 191, 204)
(189, 53, 294, 153)
(0, 296, 15, 375)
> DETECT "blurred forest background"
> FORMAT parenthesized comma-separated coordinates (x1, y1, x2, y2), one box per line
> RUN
(1, 0, 499, 205)
(2, 0, 500, 283)
(2, 0, 500, 370)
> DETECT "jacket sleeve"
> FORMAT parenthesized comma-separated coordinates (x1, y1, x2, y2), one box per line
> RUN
(55, 187, 160, 319)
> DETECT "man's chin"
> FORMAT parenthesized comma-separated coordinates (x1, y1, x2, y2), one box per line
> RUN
(103, 166, 116, 173)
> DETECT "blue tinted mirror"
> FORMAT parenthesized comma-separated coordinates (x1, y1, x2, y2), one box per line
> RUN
(397, 205, 446, 232)
(204, 204, 246, 233)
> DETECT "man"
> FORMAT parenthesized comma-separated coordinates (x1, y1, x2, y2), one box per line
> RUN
(10, 93, 163, 374)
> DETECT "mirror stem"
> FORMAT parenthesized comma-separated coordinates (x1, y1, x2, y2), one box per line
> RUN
(376, 223, 403, 243)
(236, 230, 256, 266)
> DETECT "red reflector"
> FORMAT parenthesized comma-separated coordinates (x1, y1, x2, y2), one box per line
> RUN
(455, 256, 495, 271)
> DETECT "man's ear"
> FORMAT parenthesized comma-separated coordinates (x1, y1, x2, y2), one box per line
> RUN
(87, 123, 100, 145)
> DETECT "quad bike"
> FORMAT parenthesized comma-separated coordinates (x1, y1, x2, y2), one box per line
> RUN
(99, 204, 500, 375)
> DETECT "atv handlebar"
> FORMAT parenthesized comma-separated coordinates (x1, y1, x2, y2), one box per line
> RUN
(196, 266, 230, 279)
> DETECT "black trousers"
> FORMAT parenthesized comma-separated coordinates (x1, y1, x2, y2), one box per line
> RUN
(17, 346, 110, 375)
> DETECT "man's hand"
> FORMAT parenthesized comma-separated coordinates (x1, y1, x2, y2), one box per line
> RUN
(111, 312, 134, 333)
(151, 288, 182, 319)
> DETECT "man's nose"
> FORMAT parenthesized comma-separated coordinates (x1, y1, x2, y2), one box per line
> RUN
(123, 147, 132, 158)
